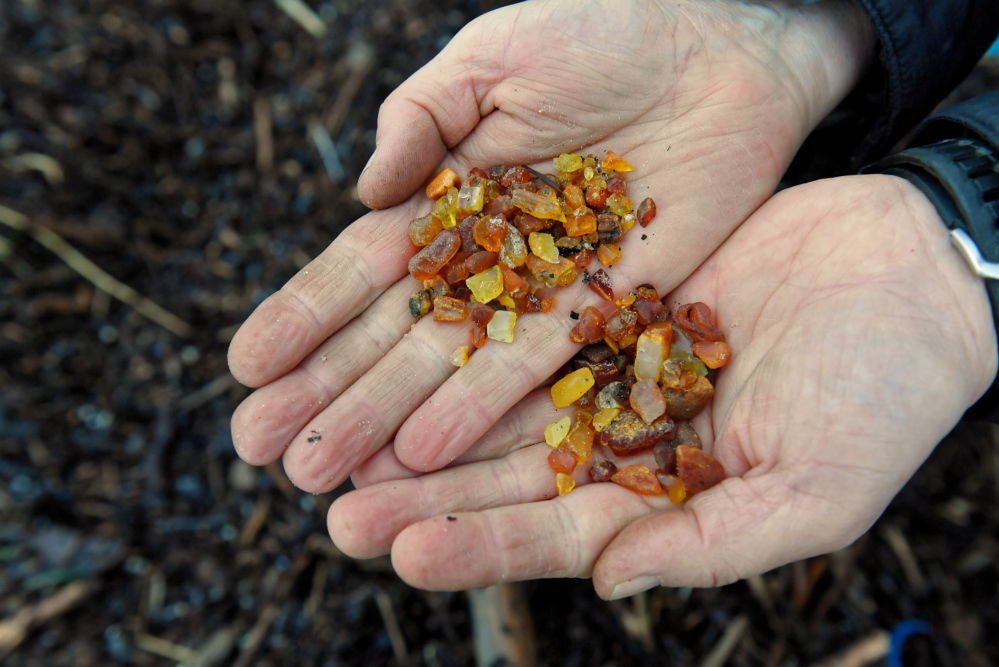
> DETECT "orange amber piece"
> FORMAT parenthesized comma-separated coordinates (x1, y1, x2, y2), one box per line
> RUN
(525, 255, 578, 287)
(408, 214, 443, 247)
(611, 464, 664, 496)
(564, 420, 595, 461)
(589, 459, 617, 483)
(601, 150, 635, 173)
(513, 213, 550, 236)
(426, 167, 460, 199)
(656, 473, 687, 504)
(547, 448, 578, 474)
(464, 250, 498, 274)
(584, 268, 614, 301)
(586, 185, 610, 210)
(472, 215, 506, 252)
(540, 297, 556, 313)
(637, 197, 657, 227)
(596, 244, 621, 267)
(569, 306, 606, 345)
(408, 228, 460, 281)
(511, 188, 566, 222)
(563, 184, 586, 210)
(564, 207, 597, 237)
(432, 296, 468, 322)
(692, 340, 731, 369)
(675, 445, 725, 495)
(469, 303, 495, 349)
(673, 302, 724, 342)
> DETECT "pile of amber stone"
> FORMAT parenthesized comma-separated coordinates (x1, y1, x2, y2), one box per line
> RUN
(407, 151, 656, 366)
(547, 296, 731, 501)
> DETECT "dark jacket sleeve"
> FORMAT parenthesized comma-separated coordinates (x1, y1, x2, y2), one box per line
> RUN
(787, 1, 998, 182)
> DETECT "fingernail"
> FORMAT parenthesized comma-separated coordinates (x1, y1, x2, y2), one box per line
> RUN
(361, 150, 377, 174)
(608, 576, 659, 600)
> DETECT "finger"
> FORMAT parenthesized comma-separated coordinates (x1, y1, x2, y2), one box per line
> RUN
(357, 15, 503, 209)
(350, 446, 420, 489)
(332, 443, 567, 559)
(591, 469, 855, 599)
(279, 313, 471, 493)
(230, 279, 415, 465)
(391, 483, 652, 591)
(227, 198, 422, 387)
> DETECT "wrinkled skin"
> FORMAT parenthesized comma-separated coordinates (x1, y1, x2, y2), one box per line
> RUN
(227, 0, 875, 494)
(328, 176, 996, 598)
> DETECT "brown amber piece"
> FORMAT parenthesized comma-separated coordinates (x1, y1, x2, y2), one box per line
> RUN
(469, 303, 495, 349)
(630, 379, 667, 424)
(572, 248, 594, 270)
(409, 290, 432, 319)
(662, 375, 714, 420)
(692, 340, 732, 369)
(637, 197, 657, 227)
(432, 296, 468, 322)
(607, 176, 627, 194)
(513, 213, 550, 235)
(674, 422, 702, 449)
(634, 297, 666, 325)
(673, 302, 725, 342)
(444, 258, 471, 285)
(547, 448, 578, 474)
(564, 207, 597, 237)
(611, 465, 664, 496)
(584, 269, 614, 301)
(586, 186, 610, 210)
(500, 165, 533, 188)
(426, 167, 461, 199)
(600, 410, 675, 456)
(569, 306, 606, 345)
(464, 250, 498, 274)
(675, 445, 725, 495)
(500, 266, 528, 297)
(423, 276, 450, 300)
(409, 214, 443, 247)
(473, 215, 506, 252)
(589, 459, 618, 483)
(596, 214, 622, 244)
(573, 355, 627, 387)
(409, 228, 460, 281)
(653, 440, 676, 474)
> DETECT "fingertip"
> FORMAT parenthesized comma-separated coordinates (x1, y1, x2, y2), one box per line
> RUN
(327, 491, 389, 559)
(393, 417, 450, 473)
(227, 296, 317, 387)
(391, 517, 471, 590)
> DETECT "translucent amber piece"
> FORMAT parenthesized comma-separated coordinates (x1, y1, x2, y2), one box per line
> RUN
(547, 448, 578, 474)
(597, 244, 621, 267)
(466, 266, 504, 304)
(588, 459, 617, 483)
(432, 296, 468, 322)
(586, 185, 610, 209)
(409, 228, 460, 281)
(496, 292, 516, 310)
(423, 276, 450, 299)
(432, 187, 459, 228)
(621, 213, 637, 233)
(528, 232, 560, 263)
(656, 473, 687, 504)
(526, 255, 578, 288)
(544, 416, 571, 447)
(584, 268, 614, 301)
(611, 464, 664, 496)
(634, 329, 669, 381)
(675, 445, 725, 495)
(450, 345, 470, 368)
(601, 150, 635, 173)
(550, 367, 595, 408)
(673, 302, 725, 342)
(473, 215, 506, 252)
(408, 214, 443, 247)
(464, 250, 498, 274)
(426, 167, 460, 199)
(569, 306, 606, 345)
(564, 420, 594, 461)
(556, 472, 576, 496)
(486, 309, 517, 343)
(637, 197, 657, 227)
(457, 182, 485, 216)
(563, 184, 586, 210)
(469, 303, 494, 349)
(553, 153, 583, 173)
(630, 379, 667, 424)
(499, 224, 528, 268)
(513, 213, 550, 235)
(512, 188, 566, 222)
(606, 193, 633, 217)
(564, 207, 597, 237)
(500, 266, 528, 297)
(654, 440, 676, 474)
(692, 340, 732, 369)
(592, 407, 620, 432)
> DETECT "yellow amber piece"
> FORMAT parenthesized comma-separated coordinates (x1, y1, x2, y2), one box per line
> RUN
(634, 329, 669, 381)
(556, 472, 575, 496)
(466, 266, 504, 304)
(592, 407, 620, 432)
(621, 212, 637, 233)
(528, 232, 560, 263)
(597, 244, 621, 267)
(601, 150, 635, 172)
(553, 153, 583, 173)
(450, 345, 470, 368)
(615, 293, 637, 308)
(550, 367, 595, 408)
(544, 416, 571, 447)
(457, 182, 484, 215)
(512, 188, 566, 222)
(486, 310, 517, 343)
(564, 421, 594, 461)
(433, 187, 459, 228)
(496, 292, 516, 310)
(606, 193, 633, 217)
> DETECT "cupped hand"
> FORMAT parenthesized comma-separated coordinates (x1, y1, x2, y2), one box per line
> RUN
(328, 175, 996, 597)
(227, 0, 874, 491)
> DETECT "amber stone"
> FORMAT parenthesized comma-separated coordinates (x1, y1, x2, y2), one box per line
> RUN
(473, 215, 507, 252)
(469, 303, 495, 349)
(513, 213, 550, 235)
(588, 459, 618, 483)
(550, 367, 596, 408)
(408, 228, 460, 281)
(662, 375, 714, 420)
(409, 290, 432, 319)
(605, 307, 639, 342)
(564, 207, 597, 237)
(500, 165, 533, 188)
(675, 445, 725, 495)
(547, 448, 578, 474)
(674, 422, 702, 449)
(584, 269, 614, 301)
(633, 297, 666, 325)
(611, 465, 664, 496)
(630, 379, 667, 424)
(426, 167, 460, 199)
(432, 296, 468, 322)
(586, 186, 610, 210)
(596, 213, 622, 244)
(673, 302, 724, 342)
(653, 440, 676, 474)
(637, 197, 657, 227)
(596, 244, 621, 267)
(569, 306, 606, 345)
(601, 150, 635, 173)
(499, 224, 528, 268)
(596, 381, 630, 409)
(600, 410, 675, 456)
(464, 250, 498, 274)
(500, 266, 528, 297)
(409, 214, 443, 247)
(692, 340, 732, 369)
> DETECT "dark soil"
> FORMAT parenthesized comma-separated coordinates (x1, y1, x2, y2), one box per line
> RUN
(1, 1, 996, 665)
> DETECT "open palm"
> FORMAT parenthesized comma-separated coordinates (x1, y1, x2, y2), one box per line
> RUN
(227, 0, 873, 492)
(328, 176, 996, 597)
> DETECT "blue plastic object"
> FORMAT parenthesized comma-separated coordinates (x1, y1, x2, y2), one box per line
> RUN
(888, 619, 933, 667)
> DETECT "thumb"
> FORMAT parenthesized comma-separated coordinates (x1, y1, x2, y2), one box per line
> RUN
(357, 22, 500, 210)
(591, 469, 871, 599)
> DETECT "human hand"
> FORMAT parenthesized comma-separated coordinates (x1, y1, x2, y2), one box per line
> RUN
(328, 175, 996, 597)
(227, 0, 874, 491)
